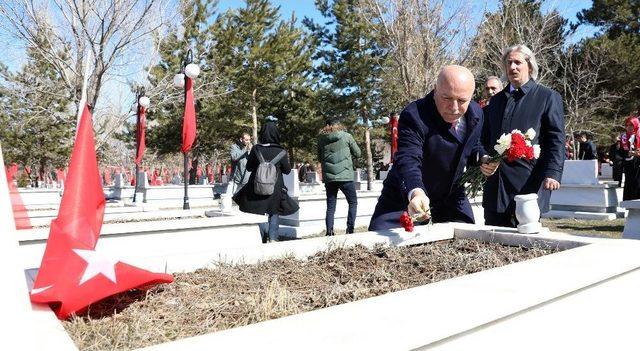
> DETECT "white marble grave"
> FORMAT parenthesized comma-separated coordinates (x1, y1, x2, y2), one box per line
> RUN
(600, 163, 613, 179)
(9, 208, 640, 350)
(621, 199, 640, 239)
(545, 160, 620, 220)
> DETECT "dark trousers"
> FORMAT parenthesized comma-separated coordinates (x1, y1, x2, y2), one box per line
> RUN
(484, 208, 517, 228)
(325, 181, 357, 232)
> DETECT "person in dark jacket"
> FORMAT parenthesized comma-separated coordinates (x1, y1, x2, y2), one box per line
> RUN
(369, 65, 489, 231)
(317, 119, 361, 235)
(578, 132, 597, 160)
(621, 116, 640, 200)
(233, 120, 299, 243)
(609, 135, 625, 187)
(481, 44, 565, 227)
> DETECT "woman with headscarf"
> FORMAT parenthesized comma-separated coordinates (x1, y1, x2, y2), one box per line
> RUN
(621, 116, 640, 200)
(233, 119, 299, 243)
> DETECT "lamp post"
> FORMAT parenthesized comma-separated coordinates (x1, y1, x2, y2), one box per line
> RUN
(174, 49, 200, 210)
(133, 88, 150, 204)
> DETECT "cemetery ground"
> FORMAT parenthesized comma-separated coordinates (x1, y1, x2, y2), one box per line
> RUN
(541, 218, 625, 239)
(63, 238, 556, 350)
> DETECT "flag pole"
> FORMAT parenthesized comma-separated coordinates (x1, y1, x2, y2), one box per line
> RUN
(183, 50, 193, 210)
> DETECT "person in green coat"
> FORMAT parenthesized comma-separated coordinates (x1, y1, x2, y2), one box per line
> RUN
(317, 118, 361, 235)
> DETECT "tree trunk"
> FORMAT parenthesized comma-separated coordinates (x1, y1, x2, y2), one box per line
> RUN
(364, 119, 374, 191)
(252, 88, 258, 144)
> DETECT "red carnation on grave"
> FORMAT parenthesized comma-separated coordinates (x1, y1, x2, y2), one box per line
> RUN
(399, 211, 414, 232)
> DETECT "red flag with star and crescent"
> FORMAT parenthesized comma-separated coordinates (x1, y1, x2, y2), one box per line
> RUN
(30, 105, 173, 320)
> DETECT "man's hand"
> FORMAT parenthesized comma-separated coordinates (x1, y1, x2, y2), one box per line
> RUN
(408, 189, 431, 221)
(543, 177, 560, 190)
(480, 161, 500, 176)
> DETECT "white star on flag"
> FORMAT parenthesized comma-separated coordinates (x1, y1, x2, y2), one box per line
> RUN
(30, 285, 53, 295)
(73, 248, 121, 285)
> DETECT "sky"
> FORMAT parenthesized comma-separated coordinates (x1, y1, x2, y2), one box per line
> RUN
(0, 0, 599, 114)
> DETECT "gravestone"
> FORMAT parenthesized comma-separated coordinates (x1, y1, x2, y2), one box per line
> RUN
(560, 160, 599, 185)
(305, 171, 319, 184)
(114, 173, 125, 188)
(600, 164, 613, 179)
(283, 169, 301, 197)
(621, 200, 640, 239)
(545, 160, 619, 220)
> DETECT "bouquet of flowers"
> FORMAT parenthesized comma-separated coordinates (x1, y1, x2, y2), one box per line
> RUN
(459, 128, 540, 199)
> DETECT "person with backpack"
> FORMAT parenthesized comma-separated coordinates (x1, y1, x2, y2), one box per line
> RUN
(317, 118, 361, 236)
(233, 119, 299, 243)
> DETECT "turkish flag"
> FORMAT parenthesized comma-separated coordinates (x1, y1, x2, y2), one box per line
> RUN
(30, 105, 173, 319)
(181, 77, 196, 153)
(134, 105, 146, 165)
(4, 164, 32, 230)
(390, 116, 399, 163)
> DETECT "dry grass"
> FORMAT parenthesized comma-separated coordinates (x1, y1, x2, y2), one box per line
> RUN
(64, 239, 557, 350)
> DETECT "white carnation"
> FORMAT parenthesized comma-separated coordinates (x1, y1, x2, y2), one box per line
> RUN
(511, 129, 523, 136)
(533, 144, 541, 158)
(525, 128, 536, 140)
(494, 133, 511, 155)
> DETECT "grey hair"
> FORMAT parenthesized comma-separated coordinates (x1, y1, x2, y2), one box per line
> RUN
(485, 76, 504, 89)
(502, 44, 539, 80)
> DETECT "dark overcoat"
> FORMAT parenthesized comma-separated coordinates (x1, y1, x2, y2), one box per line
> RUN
(369, 91, 484, 230)
(233, 143, 299, 216)
(481, 79, 565, 213)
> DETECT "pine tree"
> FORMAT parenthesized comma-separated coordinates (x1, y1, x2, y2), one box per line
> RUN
(306, 0, 386, 190)
(0, 30, 74, 181)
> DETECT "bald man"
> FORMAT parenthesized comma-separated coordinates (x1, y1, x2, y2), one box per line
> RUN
(369, 65, 486, 230)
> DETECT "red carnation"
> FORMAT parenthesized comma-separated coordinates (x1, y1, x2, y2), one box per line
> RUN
(506, 132, 528, 162)
(525, 145, 534, 160)
(399, 211, 414, 232)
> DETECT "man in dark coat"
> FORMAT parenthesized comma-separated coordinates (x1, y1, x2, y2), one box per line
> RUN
(369, 65, 487, 230)
(578, 132, 597, 160)
(233, 120, 299, 243)
(481, 44, 565, 227)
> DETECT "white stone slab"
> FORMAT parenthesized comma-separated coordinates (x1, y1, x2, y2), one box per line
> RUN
(281, 190, 381, 226)
(560, 159, 598, 185)
(600, 163, 613, 179)
(18, 215, 267, 271)
(542, 210, 618, 220)
(27, 208, 207, 227)
(283, 169, 300, 197)
(17, 188, 62, 206)
(621, 200, 640, 239)
(0, 146, 76, 350)
(549, 183, 619, 213)
(139, 226, 637, 351)
(431, 268, 640, 350)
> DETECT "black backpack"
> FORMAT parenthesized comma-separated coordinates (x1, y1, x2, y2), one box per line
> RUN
(254, 149, 286, 195)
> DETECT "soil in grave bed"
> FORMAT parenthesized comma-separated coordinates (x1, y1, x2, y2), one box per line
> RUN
(64, 238, 560, 350)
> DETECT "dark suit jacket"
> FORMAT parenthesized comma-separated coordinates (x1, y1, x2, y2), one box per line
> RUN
(481, 79, 565, 213)
(370, 91, 483, 229)
(579, 141, 597, 160)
